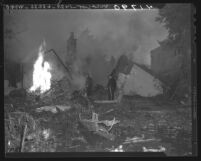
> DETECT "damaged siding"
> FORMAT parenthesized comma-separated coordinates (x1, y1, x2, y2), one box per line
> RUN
(117, 64, 163, 97)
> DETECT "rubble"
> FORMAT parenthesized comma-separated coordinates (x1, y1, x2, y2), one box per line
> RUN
(20, 124, 27, 152)
(4, 91, 192, 154)
(123, 135, 161, 144)
(106, 145, 124, 152)
(42, 129, 51, 140)
(142, 146, 166, 152)
(102, 109, 114, 114)
(94, 100, 118, 104)
(79, 112, 119, 141)
(72, 136, 87, 144)
(35, 105, 72, 113)
(4, 71, 192, 154)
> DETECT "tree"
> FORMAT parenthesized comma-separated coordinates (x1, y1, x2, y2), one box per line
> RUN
(156, 4, 191, 41)
(156, 4, 193, 98)
(4, 12, 27, 41)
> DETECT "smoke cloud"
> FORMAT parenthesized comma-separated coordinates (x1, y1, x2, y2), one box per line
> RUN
(4, 9, 168, 87)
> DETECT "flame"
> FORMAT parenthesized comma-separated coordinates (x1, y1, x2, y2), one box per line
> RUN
(29, 42, 51, 94)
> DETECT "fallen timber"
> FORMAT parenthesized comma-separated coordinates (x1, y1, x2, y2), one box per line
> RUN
(94, 100, 118, 104)
(79, 113, 117, 141)
(44, 49, 72, 79)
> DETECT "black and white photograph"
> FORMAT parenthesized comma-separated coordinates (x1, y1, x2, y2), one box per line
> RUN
(4, 3, 196, 156)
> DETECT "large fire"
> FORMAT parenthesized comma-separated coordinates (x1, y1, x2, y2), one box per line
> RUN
(29, 42, 52, 94)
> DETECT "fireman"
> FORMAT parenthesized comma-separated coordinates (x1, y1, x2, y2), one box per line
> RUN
(107, 70, 117, 100)
(85, 73, 93, 97)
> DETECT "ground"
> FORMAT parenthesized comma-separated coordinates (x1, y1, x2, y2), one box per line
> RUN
(4, 91, 192, 156)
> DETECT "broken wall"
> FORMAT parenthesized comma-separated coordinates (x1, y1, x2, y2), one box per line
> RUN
(150, 41, 183, 85)
(117, 64, 163, 97)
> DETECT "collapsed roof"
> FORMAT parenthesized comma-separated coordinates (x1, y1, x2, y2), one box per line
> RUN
(115, 55, 163, 97)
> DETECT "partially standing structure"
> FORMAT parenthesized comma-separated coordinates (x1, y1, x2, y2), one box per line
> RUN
(115, 55, 163, 98)
(150, 40, 183, 84)
(65, 32, 77, 66)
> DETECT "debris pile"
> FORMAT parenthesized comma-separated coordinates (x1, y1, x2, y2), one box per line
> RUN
(142, 146, 166, 152)
(5, 111, 57, 152)
(39, 76, 72, 102)
(123, 135, 160, 144)
(106, 145, 124, 152)
(4, 69, 192, 154)
(79, 112, 120, 141)
(35, 105, 72, 114)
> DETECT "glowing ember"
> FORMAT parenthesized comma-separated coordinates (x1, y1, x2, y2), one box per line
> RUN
(29, 42, 51, 94)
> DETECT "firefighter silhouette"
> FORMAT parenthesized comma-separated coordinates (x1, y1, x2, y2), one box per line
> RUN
(85, 73, 93, 97)
(107, 70, 117, 100)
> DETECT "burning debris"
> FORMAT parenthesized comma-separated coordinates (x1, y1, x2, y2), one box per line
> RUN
(29, 41, 52, 94)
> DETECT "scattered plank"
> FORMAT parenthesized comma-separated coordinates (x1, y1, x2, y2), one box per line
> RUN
(79, 113, 117, 141)
(68, 145, 80, 149)
(123, 135, 161, 144)
(20, 124, 27, 152)
(94, 100, 118, 104)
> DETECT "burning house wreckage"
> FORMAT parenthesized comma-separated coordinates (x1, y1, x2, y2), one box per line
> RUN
(4, 32, 192, 155)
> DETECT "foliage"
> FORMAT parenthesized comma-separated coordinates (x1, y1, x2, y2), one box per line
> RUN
(156, 4, 191, 41)
(155, 4, 192, 97)
(4, 12, 27, 40)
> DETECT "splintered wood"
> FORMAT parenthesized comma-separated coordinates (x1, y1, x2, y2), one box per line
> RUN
(79, 112, 120, 141)
(94, 100, 118, 104)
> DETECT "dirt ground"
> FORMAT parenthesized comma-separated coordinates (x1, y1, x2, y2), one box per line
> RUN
(4, 91, 192, 156)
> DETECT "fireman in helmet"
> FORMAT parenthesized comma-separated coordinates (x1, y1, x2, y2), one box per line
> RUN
(107, 69, 117, 100)
(85, 73, 93, 97)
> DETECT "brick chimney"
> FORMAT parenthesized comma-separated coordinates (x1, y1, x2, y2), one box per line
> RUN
(66, 32, 77, 65)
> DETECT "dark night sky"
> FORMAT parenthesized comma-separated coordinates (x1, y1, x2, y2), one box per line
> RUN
(4, 9, 168, 67)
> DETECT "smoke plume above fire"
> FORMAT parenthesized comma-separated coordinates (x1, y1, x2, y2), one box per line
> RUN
(4, 9, 168, 88)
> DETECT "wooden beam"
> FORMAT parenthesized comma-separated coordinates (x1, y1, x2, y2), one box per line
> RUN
(94, 100, 118, 104)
